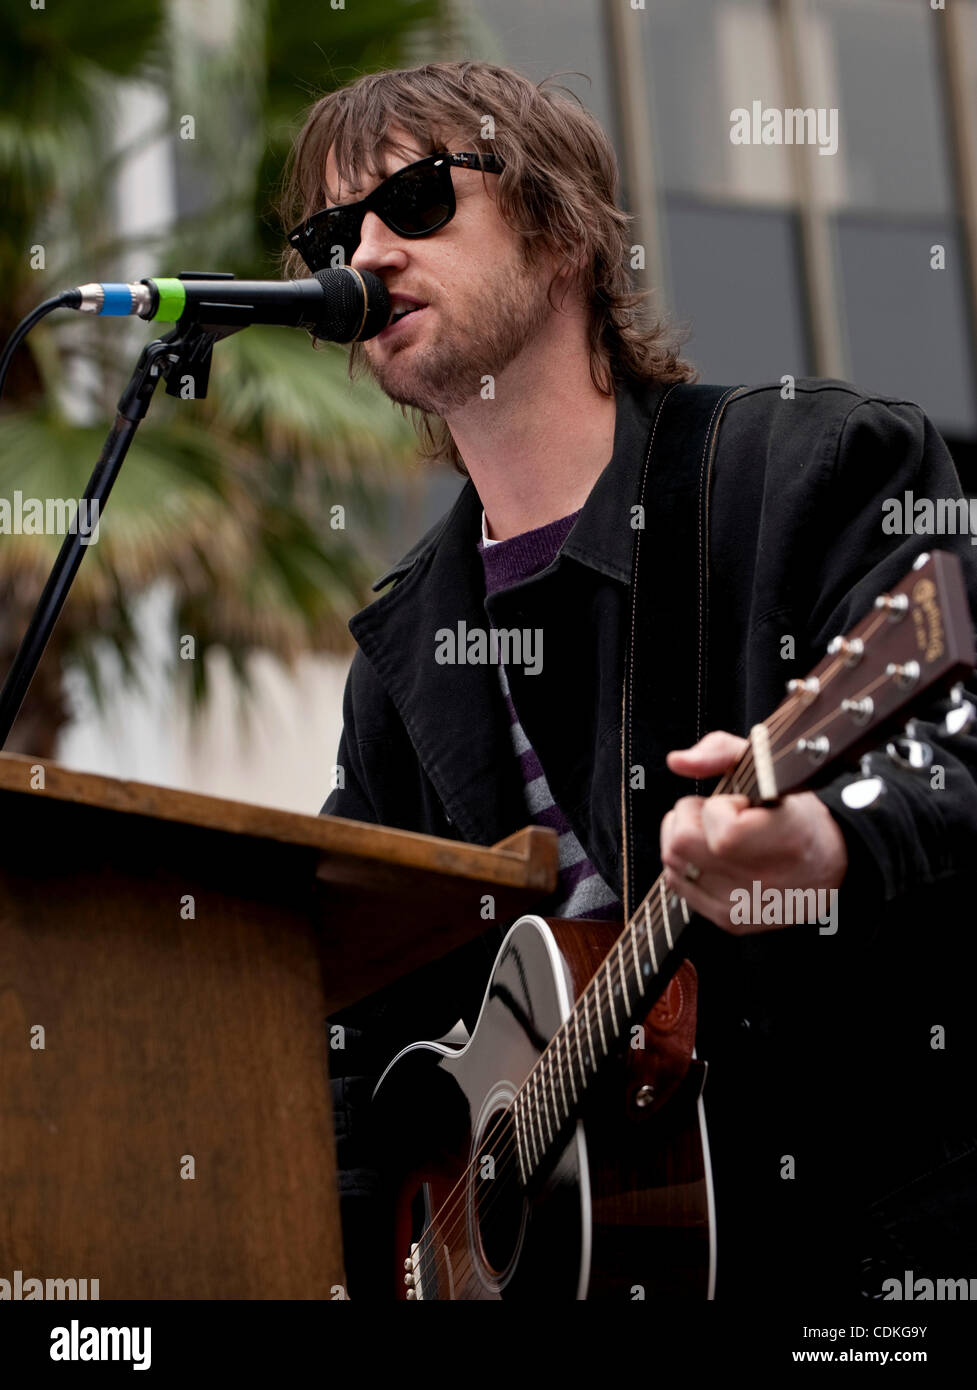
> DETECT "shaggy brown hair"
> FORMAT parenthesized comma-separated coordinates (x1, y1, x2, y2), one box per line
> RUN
(278, 60, 697, 473)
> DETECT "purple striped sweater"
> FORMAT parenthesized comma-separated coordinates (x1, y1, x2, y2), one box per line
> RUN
(479, 509, 622, 921)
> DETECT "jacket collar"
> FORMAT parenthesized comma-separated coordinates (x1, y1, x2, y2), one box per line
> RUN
(369, 374, 669, 594)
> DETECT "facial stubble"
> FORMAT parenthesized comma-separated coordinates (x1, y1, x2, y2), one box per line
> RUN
(357, 247, 554, 417)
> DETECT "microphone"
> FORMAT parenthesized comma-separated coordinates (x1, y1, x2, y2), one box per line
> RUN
(61, 268, 391, 342)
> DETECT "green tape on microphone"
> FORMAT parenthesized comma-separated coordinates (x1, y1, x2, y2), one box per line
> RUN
(151, 279, 187, 323)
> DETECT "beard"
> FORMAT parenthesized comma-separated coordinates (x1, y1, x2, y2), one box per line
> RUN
(355, 248, 553, 417)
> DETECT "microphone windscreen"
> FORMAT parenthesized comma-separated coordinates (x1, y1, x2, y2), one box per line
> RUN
(312, 268, 390, 343)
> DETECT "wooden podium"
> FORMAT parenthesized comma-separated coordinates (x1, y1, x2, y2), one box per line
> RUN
(0, 752, 557, 1299)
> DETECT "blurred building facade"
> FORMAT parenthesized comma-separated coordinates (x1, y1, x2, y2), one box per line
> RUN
(438, 0, 977, 472)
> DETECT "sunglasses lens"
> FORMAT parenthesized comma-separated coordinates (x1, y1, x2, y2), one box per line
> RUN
(293, 208, 360, 272)
(380, 161, 453, 236)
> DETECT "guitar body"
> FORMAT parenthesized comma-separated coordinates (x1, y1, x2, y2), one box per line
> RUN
(372, 914, 716, 1300)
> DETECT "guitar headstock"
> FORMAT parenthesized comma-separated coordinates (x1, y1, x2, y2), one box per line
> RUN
(752, 550, 976, 802)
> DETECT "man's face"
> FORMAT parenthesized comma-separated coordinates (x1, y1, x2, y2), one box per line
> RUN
(322, 132, 560, 417)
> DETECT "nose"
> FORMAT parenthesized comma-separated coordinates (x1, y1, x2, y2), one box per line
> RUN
(350, 210, 409, 276)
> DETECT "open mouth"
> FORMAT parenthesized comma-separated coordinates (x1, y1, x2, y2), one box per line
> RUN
(380, 304, 428, 339)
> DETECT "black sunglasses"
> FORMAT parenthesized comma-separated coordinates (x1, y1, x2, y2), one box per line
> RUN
(287, 152, 505, 273)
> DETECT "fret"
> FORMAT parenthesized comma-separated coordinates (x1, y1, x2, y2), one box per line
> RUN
(572, 1007, 587, 1095)
(582, 989, 598, 1073)
(538, 1057, 554, 1145)
(514, 1091, 528, 1176)
(531, 1072, 549, 1156)
(644, 898, 658, 973)
(616, 938, 632, 1016)
(575, 1009, 590, 1089)
(545, 1047, 561, 1135)
(659, 878, 673, 950)
(593, 973, 609, 1056)
(513, 1096, 528, 1186)
(604, 958, 620, 1037)
(526, 1081, 541, 1171)
(628, 920, 644, 997)
(554, 1033, 569, 1117)
(562, 1026, 579, 1105)
(679, 895, 691, 925)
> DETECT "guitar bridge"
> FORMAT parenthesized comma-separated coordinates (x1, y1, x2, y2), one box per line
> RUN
(404, 1241, 424, 1300)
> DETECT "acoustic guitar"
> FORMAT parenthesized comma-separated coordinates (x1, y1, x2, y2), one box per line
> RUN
(371, 550, 975, 1300)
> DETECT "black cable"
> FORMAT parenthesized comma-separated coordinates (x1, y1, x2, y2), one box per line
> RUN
(0, 290, 80, 405)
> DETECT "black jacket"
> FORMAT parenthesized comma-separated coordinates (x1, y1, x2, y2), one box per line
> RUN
(323, 375, 977, 1298)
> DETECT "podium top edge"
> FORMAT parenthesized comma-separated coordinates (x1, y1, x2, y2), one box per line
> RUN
(0, 751, 558, 892)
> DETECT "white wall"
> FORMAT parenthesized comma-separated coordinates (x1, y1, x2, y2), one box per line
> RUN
(57, 584, 350, 816)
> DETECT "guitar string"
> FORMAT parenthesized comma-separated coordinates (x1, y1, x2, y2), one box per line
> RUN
(405, 605, 901, 1295)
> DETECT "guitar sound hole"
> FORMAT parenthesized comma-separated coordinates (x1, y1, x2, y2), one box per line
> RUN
(474, 1109, 526, 1277)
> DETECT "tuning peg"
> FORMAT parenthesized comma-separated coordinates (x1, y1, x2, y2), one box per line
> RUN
(841, 775, 887, 810)
(841, 696, 874, 725)
(885, 660, 921, 689)
(827, 635, 864, 666)
(941, 683, 977, 738)
(874, 593, 910, 620)
(787, 676, 820, 700)
(885, 735, 934, 771)
(796, 735, 830, 761)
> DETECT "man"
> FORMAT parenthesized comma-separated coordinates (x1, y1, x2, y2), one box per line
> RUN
(281, 60, 977, 1300)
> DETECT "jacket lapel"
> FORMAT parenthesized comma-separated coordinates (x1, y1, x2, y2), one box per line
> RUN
(349, 481, 528, 847)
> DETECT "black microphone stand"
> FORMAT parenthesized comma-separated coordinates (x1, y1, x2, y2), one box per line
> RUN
(0, 316, 241, 749)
